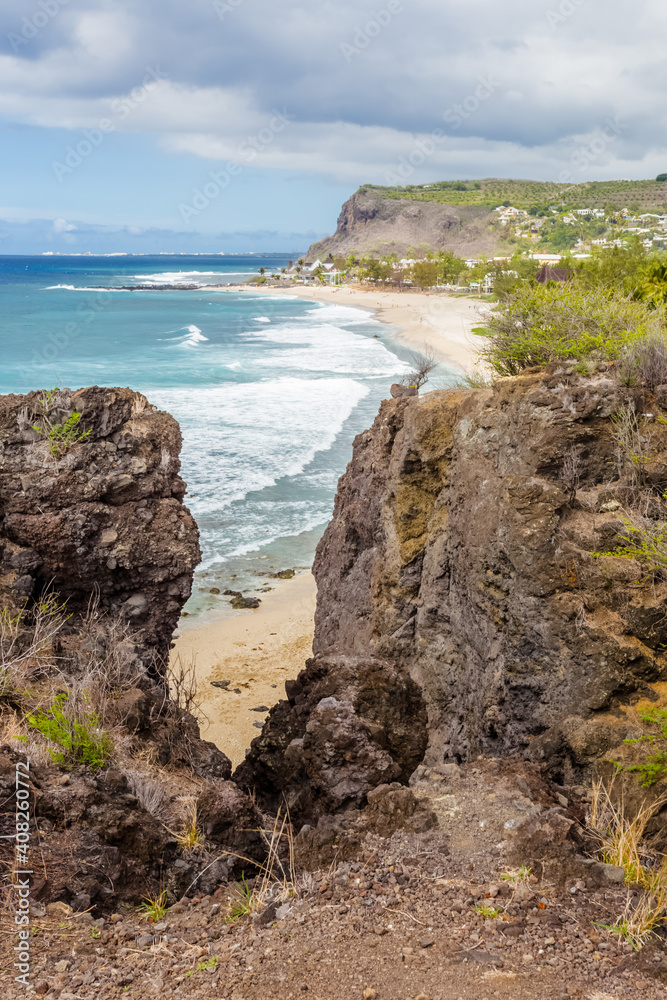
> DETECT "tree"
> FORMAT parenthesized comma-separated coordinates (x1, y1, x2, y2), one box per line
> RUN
(411, 261, 438, 289)
(400, 350, 438, 390)
(636, 261, 667, 308)
(656, 174, 667, 182)
(258, 267, 265, 276)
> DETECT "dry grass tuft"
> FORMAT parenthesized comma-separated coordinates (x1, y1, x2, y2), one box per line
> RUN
(589, 778, 667, 948)
(589, 777, 665, 885)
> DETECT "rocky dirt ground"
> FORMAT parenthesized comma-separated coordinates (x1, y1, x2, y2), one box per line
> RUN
(3, 761, 666, 1000)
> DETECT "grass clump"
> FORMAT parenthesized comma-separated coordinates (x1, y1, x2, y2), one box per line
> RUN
(477, 283, 664, 378)
(474, 903, 501, 919)
(23, 692, 112, 771)
(589, 781, 667, 948)
(225, 873, 257, 923)
(499, 865, 532, 886)
(137, 889, 168, 922)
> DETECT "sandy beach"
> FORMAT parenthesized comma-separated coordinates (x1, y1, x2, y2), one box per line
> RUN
(171, 284, 488, 764)
(215, 283, 489, 372)
(171, 572, 316, 768)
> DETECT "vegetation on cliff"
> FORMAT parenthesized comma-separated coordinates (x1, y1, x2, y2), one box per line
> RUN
(360, 177, 667, 212)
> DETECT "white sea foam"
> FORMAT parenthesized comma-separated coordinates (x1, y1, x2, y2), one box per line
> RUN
(158, 324, 209, 347)
(253, 317, 271, 323)
(149, 377, 368, 514)
(305, 303, 376, 325)
(242, 321, 406, 377)
(135, 271, 254, 285)
(44, 284, 125, 291)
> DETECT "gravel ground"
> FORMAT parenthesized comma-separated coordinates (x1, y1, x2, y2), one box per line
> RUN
(3, 762, 666, 1000)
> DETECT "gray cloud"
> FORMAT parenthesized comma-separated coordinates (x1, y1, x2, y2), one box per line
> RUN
(1, 0, 665, 183)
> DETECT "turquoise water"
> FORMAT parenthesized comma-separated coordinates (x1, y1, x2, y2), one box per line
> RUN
(0, 254, 417, 618)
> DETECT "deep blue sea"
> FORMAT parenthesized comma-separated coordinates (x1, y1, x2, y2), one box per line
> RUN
(0, 254, 419, 618)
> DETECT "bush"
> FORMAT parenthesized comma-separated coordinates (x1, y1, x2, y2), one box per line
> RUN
(25, 692, 112, 770)
(478, 283, 665, 377)
(617, 333, 667, 389)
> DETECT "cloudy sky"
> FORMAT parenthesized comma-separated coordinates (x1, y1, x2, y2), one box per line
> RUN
(0, 0, 663, 252)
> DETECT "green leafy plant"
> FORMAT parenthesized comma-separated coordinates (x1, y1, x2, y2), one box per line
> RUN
(594, 516, 667, 580)
(25, 692, 112, 770)
(137, 889, 167, 922)
(31, 390, 91, 458)
(474, 903, 501, 919)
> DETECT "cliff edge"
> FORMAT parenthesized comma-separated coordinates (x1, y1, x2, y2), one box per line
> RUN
(239, 367, 667, 828)
(306, 188, 500, 260)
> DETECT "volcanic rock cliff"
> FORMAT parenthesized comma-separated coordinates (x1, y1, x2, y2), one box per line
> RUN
(239, 368, 667, 828)
(0, 387, 266, 912)
(306, 188, 500, 260)
(0, 386, 199, 669)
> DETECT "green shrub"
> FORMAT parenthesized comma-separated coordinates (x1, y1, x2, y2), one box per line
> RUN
(25, 693, 112, 770)
(593, 515, 667, 580)
(31, 390, 90, 458)
(478, 283, 665, 377)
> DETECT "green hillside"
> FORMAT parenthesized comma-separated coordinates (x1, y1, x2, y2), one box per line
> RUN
(359, 177, 667, 211)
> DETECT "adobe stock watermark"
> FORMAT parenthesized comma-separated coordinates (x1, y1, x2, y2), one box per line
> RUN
(178, 109, 294, 223)
(558, 115, 627, 187)
(340, 0, 405, 63)
(213, 0, 244, 20)
(4, 757, 33, 991)
(8, 0, 70, 54)
(383, 74, 501, 184)
(546, 0, 588, 29)
(51, 66, 168, 181)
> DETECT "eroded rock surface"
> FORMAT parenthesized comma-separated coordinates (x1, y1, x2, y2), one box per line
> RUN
(240, 368, 667, 809)
(0, 386, 200, 667)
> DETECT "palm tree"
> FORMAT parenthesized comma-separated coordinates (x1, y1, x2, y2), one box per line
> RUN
(259, 267, 266, 276)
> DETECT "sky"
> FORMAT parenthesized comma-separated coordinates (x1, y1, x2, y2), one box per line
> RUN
(0, 0, 665, 253)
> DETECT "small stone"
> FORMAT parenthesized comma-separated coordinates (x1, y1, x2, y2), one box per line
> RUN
(419, 935, 435, 949)
(110, 913, 123, 923)
(522, 953, 535, 964)
(136, 934, 154, 947)
(55, 960, 70, 973)
(363, 990, 376, 1000)
(251, 705, 270, 712)
(209, 587, 221, 594)
(46, 902, 73, 918)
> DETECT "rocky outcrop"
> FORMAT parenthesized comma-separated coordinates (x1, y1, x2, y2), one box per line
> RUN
(240, 367, 667, 809)
(306, 189, 500, 260)
(235, 654, 428, 824)
(0, 386, 200, 668)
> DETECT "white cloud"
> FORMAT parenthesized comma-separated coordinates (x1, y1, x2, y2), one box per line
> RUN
(0, 0, 665, 183)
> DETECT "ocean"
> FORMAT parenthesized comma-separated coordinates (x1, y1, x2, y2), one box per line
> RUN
(0, 254, 418, 619)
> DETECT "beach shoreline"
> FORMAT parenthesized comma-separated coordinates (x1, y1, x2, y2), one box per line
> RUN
(171, 571, 316, 768)
(172, 284, 488, 763)
(214, 283, 488, 372)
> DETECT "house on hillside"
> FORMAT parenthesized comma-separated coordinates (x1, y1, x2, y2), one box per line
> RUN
(495, 206, 528, 224)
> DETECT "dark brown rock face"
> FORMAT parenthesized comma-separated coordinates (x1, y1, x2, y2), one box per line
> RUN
(235, 654, 428, 822)
(0, 386, 200, 668)
(240, 368, 667, 803)
(306, 190, 499, 260)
